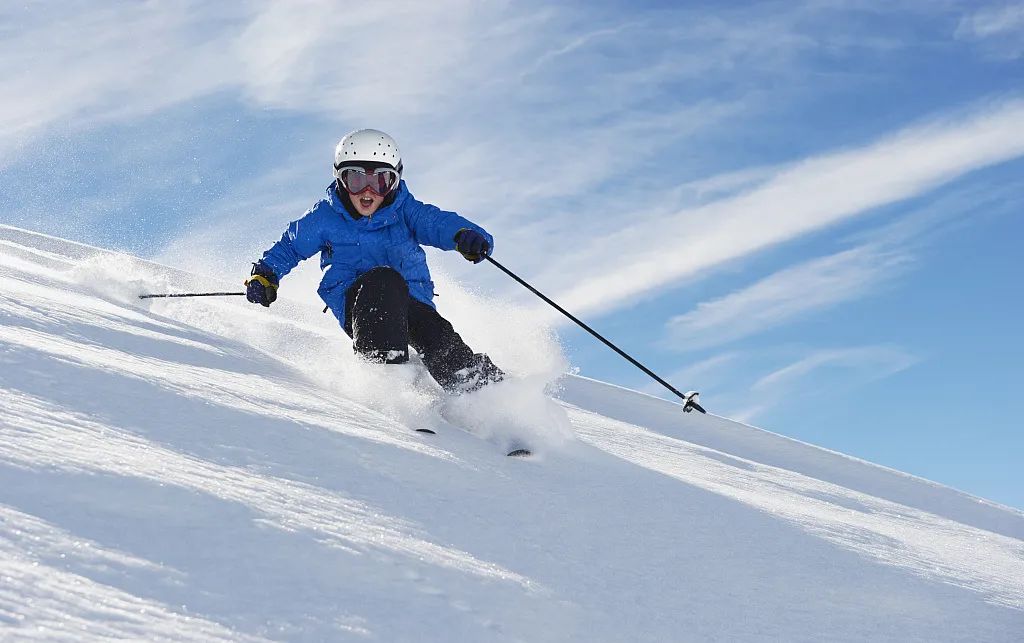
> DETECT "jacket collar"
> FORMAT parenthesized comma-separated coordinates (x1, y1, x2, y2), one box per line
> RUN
(325, 181, 408, 229)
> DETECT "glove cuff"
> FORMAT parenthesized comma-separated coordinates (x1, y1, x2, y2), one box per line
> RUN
(245, 274, 277, 290)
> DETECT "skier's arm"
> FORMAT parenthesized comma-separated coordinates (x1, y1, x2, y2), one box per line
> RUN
(258, 208, 324, 280)
(404, 193, 494, 254)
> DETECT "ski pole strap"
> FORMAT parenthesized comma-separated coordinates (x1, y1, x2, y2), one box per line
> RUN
(245, 274, 275, 289)
(484, 255, 705, 413)
(138, 292, 247, 299)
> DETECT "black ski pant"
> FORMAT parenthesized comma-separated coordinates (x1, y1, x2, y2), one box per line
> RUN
(343, 267, 503, 393)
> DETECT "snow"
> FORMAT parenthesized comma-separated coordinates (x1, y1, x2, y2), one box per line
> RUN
(1, 224, 1022, 641)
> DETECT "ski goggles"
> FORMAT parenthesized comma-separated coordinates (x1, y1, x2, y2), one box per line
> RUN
(336, 167, 400, 196)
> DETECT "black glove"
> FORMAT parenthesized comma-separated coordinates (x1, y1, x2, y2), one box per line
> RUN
(454, 228, 491, 264)
(245, 262, 279, 307)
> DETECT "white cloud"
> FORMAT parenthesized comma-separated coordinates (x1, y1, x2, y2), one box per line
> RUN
(676, 165, 787, 203)
(664, 244, 912, 350)
(1, 0, 917, 196)
(536, 98, 1024, 321)
(0, 2, 239, 165)
(0, 1, 536, 166)
(638, 343, 919, 423)
(956, 3, 1024, 58)
(657, 146, 1024, 354)
(751, 346, 919, 393)
(707, 344, 919, 422)
(5, 1, 1022, 332)
(229, 1, 521, 120)
(637, 352, 744, 399)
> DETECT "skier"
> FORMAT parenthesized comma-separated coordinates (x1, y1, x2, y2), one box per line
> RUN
(245, 128, 503, 394)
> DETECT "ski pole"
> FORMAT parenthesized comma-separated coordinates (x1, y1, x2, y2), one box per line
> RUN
(138, 292, 246, 300)
(484, 255, 706, 414)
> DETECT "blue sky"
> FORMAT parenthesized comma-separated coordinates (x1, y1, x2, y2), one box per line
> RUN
(2, 1, 1022, 508)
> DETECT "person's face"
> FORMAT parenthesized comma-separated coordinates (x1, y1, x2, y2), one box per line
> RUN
(341, 166, 396, 217)
(348, 185, 385, 217)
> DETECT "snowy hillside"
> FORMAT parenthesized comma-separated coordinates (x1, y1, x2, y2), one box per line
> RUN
(1, 224, 1022, 642)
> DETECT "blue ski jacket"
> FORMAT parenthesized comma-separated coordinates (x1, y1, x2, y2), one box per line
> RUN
(258, 181, 492, 321)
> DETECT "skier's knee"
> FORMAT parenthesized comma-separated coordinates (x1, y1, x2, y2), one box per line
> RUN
(357, 266, 408, 293)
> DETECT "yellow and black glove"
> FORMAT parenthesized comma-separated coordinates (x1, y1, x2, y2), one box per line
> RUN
(454, 228, 491, 264)
(245, 262, 279, 307)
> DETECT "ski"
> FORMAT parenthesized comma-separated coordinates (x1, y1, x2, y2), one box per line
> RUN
(414, 425, 533, 457)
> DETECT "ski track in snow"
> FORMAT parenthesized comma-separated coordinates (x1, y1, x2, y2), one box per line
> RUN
(0, 505, 256, 642)
(1, 225, 1023, 641)
(568, 405, 1024, 610)
(0, 388, 535, 589)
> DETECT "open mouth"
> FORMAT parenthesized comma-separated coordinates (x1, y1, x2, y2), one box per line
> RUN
(359, 196, 375, 208)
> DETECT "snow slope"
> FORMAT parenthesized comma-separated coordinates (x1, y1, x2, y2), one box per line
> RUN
(1, 224, 1022, 642)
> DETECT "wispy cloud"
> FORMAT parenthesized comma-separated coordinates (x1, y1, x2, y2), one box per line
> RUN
(2, 2, 932, 206)
(955, 3, 1024, 59)
(0, 2, 238, 165)
(0, 1, 542, 166)
(5, 1, 1022, 327)
(664, 245, 913, 351)
(752, 345, 919, 393)
(229, 2, 539, 121)
(637, 351, 744, 400)
(537, 98, 1024, 321)
(710, 344, 920, 423)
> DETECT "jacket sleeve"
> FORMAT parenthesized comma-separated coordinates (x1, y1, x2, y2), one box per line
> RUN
(404, 192, 494, 253)
(259, 207, 324, 279)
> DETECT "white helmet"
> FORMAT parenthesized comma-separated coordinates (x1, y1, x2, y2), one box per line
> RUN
(333, 129, 403, 177)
